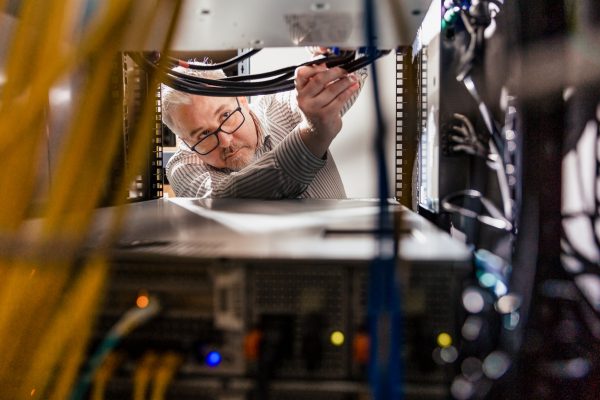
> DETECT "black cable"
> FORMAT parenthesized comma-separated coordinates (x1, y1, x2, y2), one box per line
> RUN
(132, 50, 390, 97)
(175, 51, 383, 86)
(132, 53, 278, 91)
(220, 52, 357, 87)
(442, 189, 513, 231)
(146, 51, 310, 86)
(222, 51, 356, 82)
(162, 76, 294, 97)
(167, 48, 262, 70)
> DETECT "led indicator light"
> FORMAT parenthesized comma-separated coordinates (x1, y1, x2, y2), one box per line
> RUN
(206, 351, 222, 367)
(136, 294, 149, 309)
(437, 332, 453, 348)
(330, 331, 345, 346)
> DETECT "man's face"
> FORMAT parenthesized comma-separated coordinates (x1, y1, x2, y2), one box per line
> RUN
(174, 96, 258, 170)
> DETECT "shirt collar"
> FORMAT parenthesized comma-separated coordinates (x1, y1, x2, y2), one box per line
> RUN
(249, 106, 272, 152)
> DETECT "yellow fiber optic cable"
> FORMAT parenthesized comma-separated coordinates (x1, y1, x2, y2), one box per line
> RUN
(47, 0, 167, 238)
(0, 0, 44, 102)
(0, 0, 50, 230)
(43, 0, 166, 238)
(0, 259, 75, 382)
(0, 119, 47, 230)
(0, 0, 129, 230)
(0, 260, 78, 394)
(0, 0, 82, 231)
(41, 18, 132, 233)
(54, 94, 126, 234)
(90, 352, 123, 400)
(36, 0, 83, 64)
(0, 0, 134, 373)
(0, 259, 30, 382)
(0, 0, 135, 154)
(8, 57, 126, 352)
(0, 260, 55, 376)
(21, 258, 107, 399)
(0, 0, 59, 158)
(0, 0, 82, 219)
(0, 0, 8, 19)
(111, 0, 183, 205)
(150, 352, 183, 400)
(133, 352, 159, 400)
(43, 52, 128, 235)
(105, 0, 183, 245)
(48, 317, 96, 400)
(0, 0, 184, 398)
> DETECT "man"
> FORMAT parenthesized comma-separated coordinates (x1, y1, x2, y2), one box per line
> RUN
(162, 59, 365, 199)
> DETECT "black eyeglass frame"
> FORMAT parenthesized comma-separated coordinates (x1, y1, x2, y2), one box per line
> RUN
(184, 97, 245, 155)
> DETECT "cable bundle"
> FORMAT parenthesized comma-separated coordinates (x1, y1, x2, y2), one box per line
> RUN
(0, 1, 182, 398)
(131, 48, 391, 97)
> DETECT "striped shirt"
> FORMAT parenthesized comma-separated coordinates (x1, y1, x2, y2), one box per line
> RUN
(166, 70, 366, 199)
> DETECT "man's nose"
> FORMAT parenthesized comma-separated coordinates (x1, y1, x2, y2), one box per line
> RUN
(217, 130, 233, 148)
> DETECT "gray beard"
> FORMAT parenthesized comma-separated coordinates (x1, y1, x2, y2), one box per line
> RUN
(225, 151, 254, 171)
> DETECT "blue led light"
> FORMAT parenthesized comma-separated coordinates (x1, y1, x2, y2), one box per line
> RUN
(206, 351, 222, 367)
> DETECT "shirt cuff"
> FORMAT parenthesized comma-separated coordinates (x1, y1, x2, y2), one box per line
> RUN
(274, 128, 326, 185)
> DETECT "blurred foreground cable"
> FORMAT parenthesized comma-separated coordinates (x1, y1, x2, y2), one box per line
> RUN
(70, 298, 161, 400)
(0, 0, 182, 398)
(150, 352, 183, 400)
(90, 352, 124, 400)
(133, 352, 160, 400)
(363, 0, 404, 398)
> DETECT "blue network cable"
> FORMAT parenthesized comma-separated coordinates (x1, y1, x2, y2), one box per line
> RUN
(70, 297, 161, 400)
(363, 0, 404, 399)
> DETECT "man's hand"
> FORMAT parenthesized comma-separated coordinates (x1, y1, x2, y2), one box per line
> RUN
(294, 64, 360, 158)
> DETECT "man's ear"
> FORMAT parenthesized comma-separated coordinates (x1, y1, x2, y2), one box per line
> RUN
(238, 96, 249, 107)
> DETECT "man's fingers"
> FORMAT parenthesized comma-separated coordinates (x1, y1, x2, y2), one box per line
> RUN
(307, 75, 359, 110)
(451, 125, 469, 137)
(298, 67, 351, 98)
(450, 134, 467, 144)
(320, 81, 360, 115)
(294, 64, 327, 90)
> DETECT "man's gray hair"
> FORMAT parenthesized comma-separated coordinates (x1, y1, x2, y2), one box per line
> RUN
(161, 64, 227, 137)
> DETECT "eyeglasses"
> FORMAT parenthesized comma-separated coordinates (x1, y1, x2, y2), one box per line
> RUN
(184, 98, 245, 155)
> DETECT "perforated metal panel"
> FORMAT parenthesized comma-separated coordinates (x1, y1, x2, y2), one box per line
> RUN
(122, 53, 164, 201)
(416, 47, 431, 210)
(396, 47, 419, 209)
(352, 261, 465, 383)
(98, 260, 247, 376)
(248, 264, 351, 378)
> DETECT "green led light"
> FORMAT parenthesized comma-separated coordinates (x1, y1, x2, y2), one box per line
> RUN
(479, 272, 497, 288)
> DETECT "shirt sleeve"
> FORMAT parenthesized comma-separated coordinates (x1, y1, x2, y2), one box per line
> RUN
(166, 128, 327, 199)
(166, 151, 213, 198)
